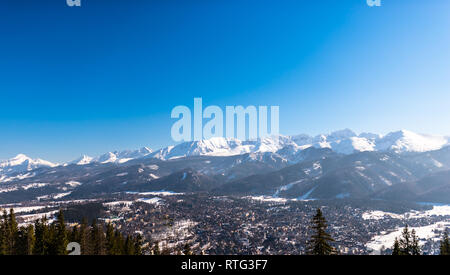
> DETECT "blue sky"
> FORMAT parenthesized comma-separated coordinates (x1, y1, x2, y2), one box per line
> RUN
(1, 0, 449, 162)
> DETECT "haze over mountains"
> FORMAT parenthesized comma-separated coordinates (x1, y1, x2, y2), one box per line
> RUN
(1, 129, 450, 205)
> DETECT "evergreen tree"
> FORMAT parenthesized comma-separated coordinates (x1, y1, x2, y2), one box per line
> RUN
(392, 238, 401, 255)
(115, 230, 125, 255)
(79, 218, 90, 255)
(105, 223, 116, 255)
(393, 225, 422, 255)
(440, 229, 449, 255)
(124, 235, 135, 255)
(410, 229, 421, 255)
(0, 210, 8, 255)
(15, 225, 35, 255)
(399, 225, 412, 255)
(307, 208, 336, 255)
(7, 209, 18, 254)
(46, 222, 57, 255)
(89, 219, 105, 255)
(33, 217, 49, 255)
(55, 209, 68, 255)
(70, 225, 80, 244)
(26, 225, 36, 255)
(134, 234, 143, 255)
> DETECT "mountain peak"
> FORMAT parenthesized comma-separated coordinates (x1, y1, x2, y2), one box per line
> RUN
(0, 154, 56, 176)
(376, 130, 448, 153)
(71, 155, 94, 165)
(13, 153, 30, 160)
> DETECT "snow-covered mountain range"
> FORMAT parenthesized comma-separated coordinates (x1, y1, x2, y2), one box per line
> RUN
(69, 147, 153, 165)
(149, 136, 298, 160)
(0, 154, 57, 177)
(149, 129, 449, 159)
(1, 130, 449, 177)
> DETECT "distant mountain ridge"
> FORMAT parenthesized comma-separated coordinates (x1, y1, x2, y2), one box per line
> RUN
(68, 147, 153, 166)
(2, 139, 450, 204)
(0, 154, 57, 178)
(1, 129, 449, 177)
(149, 129, 450, 160)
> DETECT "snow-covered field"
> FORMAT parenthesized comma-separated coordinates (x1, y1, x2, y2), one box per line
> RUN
(364, 205, 450, 254)
(126, 191, 184, 196)
(12, 206, 47, 213)
(136, 197, 162, 206)
(104, 200, 134, 207)
(105, 197, 166, 209)
(245, 196, 291, 203)
(362, 205, 450, 220)
(18, 210, 59, 226)
(366, 221, 449, 254)
(37, 191, 72, 201)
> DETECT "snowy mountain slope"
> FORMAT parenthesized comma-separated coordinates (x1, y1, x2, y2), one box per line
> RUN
(3, 129, 449, 175)
(2, 143, 450, 203)
(375, 130, 449, 153)
(0, 154, 57, 177)
(148, 129, 449, 161)
(70, 155, 94, 165)
(69, 147, 153, 165)
(330, 137, 376, 154)
(214, 149, 441, 200)
(149, 136, 298, 160)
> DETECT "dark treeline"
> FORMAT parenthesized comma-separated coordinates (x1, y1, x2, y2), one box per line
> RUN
(0, 209, 142, 255)
(62, 202, 106, 223)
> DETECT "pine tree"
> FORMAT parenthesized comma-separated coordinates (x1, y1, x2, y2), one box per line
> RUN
(26, 225, 36, 254)
(15, 225, 35, 255)
(399, 225, 412, 255)
(308, 208, 336, 255)
(70, 225, 80, 244)
(0, 210, 8, 255)
(55, 209, 68, 255)
(79, 218, 90, 255)
(410, 229, 421, 255)
(7, 209, 18, 254)
(440, 229, 450, 255)
(394, 225, 422, 255)
(105, 223, 116, 255)
(134, 234, 143, 255)
(33, 217, 49, 255)
(124, 235, 135, 255)
(392, 238, 401, 255)
(46, 222, 57, 255)
(89, 220, 105, 255)
(115, 230, 125, 255)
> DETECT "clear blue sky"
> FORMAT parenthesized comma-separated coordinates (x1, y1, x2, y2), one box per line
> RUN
(1, 0, 449, 162)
